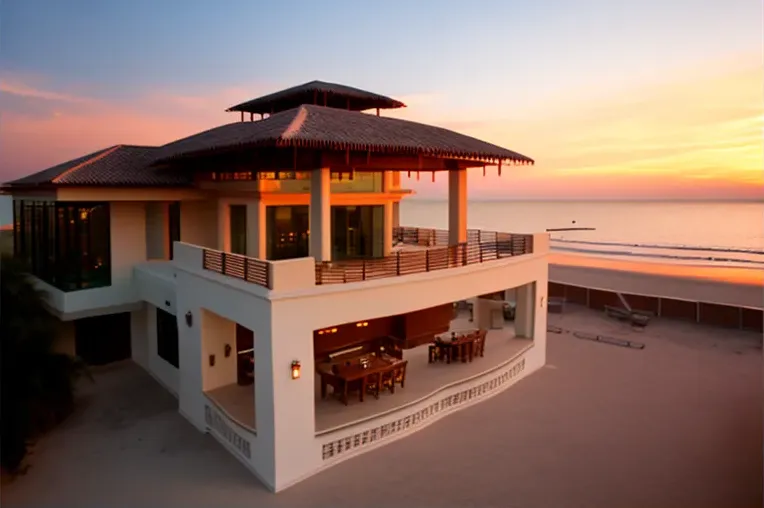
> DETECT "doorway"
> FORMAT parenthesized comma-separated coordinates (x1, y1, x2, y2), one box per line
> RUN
(331, 205, 384, 260)
(229, 205, 247, 255)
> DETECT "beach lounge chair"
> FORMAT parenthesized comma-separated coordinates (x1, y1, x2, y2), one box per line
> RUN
(604, 305, 651, 327)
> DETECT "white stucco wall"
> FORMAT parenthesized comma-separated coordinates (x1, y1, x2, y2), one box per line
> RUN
(130, 302, 180, 396)
(173, 245, 274, 488)
(145, 202, 169, 260)
(181, 200, 217, 249)
(171, 235, 549, 492)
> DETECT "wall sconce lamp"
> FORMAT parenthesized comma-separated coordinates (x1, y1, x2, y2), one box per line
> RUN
(291, 360, 301, 380)
(224, 344, 232, 358)
(185, 311, 193, 327)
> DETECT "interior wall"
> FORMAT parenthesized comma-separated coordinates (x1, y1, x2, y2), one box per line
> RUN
(312, 303, 452, 357)
(201, 309, 238, 392)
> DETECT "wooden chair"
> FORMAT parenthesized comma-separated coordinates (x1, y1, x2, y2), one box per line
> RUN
(383, 361, 407, 393)
(473, 330, 487, 357)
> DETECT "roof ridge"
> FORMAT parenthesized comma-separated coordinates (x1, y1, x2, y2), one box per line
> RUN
(281, 106, 310, 139)
(51, 145, 122, 184)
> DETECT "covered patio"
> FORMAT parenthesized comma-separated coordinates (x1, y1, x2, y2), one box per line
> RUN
(206, 311, 533, 434)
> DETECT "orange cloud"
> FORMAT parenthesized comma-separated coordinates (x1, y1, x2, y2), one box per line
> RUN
(404, 53, 763, 199)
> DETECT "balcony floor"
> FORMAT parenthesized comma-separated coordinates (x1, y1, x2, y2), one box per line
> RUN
(206, 313, 533, 434)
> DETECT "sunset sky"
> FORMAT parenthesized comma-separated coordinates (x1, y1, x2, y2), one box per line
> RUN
(1, 0, 761, 200)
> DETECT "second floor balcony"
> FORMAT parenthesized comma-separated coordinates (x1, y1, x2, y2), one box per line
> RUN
(175, 226, 546, 295)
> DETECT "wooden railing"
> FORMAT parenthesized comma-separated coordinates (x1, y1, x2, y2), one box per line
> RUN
(202, 249, 271, 289)
(316, 227, 534, 285)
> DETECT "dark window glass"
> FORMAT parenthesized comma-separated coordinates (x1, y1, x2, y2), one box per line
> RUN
(266, 205, 309, 260)
(23, 202, 33, 265)
(12, 200, 22, 258)
(168, 202, 181, 259)
(331, 205, 384, 260)
(229, 205, 247, 255)
(156, 308, 179, 368)
(15, 200, 111, 291)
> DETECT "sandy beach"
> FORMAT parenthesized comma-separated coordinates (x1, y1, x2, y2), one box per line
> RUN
(2, 304, 760, 508)
(550, 253, 763, 310)
(551, 252, 763, 287)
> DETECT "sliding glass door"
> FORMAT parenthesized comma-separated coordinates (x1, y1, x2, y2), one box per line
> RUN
(331, 205, 384, 260)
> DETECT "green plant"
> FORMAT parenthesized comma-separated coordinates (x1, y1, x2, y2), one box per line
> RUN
(1, 254, 90, 474)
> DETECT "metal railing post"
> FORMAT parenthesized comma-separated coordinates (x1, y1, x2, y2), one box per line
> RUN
(396, 251, 401, 275)
(425, 250, 430, 271)
(221, 252, 227, 274)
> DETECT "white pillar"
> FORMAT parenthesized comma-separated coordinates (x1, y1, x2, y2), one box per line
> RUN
(448, 169, 467, 245)
(309, 168, 331, 262)
(515, 282, 536, 339)
(382, 171, 394, 256)
(217, 198, 230, 252)
(246, 199, 267, 259)
(256, 301, 315, 491)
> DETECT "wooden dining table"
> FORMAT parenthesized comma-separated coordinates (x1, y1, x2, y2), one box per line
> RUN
(434, 333, 475, 363)
(318, 355, 399, 405)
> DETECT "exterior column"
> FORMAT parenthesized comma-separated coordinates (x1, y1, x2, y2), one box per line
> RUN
(392, 201, 400, 229)
(258, 301, 316, 491)
(246, 198, 267, 259)
(217, 198, 230, 252)
(382, 171, 394, 256)
(515, 282, 536, 338)
(448, 169, 467, 245)
(309, 168, 331, 262)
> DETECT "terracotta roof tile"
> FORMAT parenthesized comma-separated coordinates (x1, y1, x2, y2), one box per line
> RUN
(156, 105, 534, 165)
(4, 145, 192, 188)
(227, 80, 405, 114)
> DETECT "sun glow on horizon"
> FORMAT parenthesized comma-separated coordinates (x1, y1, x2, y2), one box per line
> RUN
(1, 53, 762, 200)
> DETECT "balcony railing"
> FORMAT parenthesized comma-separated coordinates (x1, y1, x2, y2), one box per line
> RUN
(197, 227, 534, 289)
(202, 249, 271, 289)
(315, 227, 534, 285)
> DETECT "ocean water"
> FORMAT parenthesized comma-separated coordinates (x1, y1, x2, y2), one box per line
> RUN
(401, 200, 764, 269)
(2, 196, 762, 268)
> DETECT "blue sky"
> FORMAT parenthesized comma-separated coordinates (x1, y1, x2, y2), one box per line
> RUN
(1, 0, 762, 199)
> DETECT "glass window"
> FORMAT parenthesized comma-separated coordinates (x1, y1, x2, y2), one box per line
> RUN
(266, 206, 309, 260)
(156, 308, 179, 368)
(168, 201, 181, 259)
(13, 200, 111, 291)
(331, 205, 384, 260)
(229, 205, 247, 255)
(256, 171, 383, 193)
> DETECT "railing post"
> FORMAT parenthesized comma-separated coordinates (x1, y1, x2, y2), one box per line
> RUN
(221, 252, 227, 274)
(396, 251, 401, 276)
(479, 242, 483, 263)
(362, 260, 367, 280)
(462, 243, 467, 266)
(495, 238, 499, 260)
(425, 250, 430, 271)
(244, 257, 249, 280)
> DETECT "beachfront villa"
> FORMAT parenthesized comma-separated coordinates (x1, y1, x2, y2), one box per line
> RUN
(1, 81, 549, 492)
